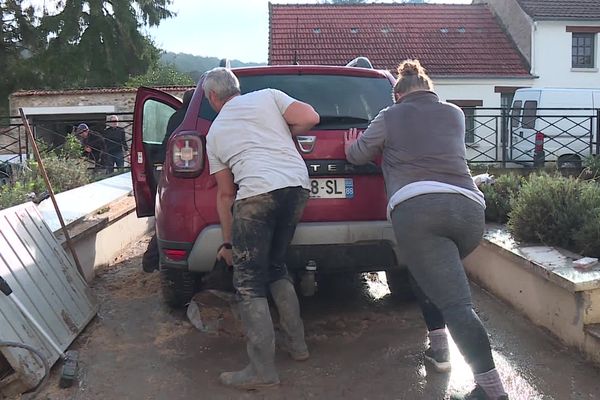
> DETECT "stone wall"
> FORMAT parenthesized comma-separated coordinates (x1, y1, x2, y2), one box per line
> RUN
(8, 87, 193, 117)
(2, 87, 194, 156)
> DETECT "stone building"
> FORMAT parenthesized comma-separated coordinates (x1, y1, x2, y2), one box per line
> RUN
(3, 86, 194, 156)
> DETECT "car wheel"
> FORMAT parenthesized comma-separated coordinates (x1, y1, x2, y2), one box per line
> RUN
(557, 155, 582, 169)
(385, 269, 415, 301)
(160, 268, 201, 308)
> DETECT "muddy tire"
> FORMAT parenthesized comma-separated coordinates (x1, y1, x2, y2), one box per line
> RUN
(385, 269, 415, 301)
(160, 268, 200, 308)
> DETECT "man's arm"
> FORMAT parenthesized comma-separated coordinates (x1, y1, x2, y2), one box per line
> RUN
(214, 168, 236, 265)
(283, 101, 320, 135)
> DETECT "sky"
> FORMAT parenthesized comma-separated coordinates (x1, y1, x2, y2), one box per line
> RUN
(147, 0, 472, 63)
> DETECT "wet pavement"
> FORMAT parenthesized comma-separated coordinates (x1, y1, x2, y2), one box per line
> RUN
(29, 236, 600, 400)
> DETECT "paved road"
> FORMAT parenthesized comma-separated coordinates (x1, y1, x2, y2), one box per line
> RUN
(32, 236, 600, 400)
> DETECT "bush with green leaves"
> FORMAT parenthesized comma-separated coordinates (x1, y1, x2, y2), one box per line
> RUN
(582, 155, 600, 180)
(0, 137, 91, 210)
(508, 173, 600, 252)
(480, 174, 522, 223)
(573, 182, 600, 257)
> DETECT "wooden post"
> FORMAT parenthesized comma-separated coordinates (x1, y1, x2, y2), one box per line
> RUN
(18, 108, 86, 279)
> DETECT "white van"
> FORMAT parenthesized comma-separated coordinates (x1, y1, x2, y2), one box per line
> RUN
(509, 88, 600, 167)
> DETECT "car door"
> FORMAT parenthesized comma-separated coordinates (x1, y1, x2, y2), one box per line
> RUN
(132, 87, 182, 217)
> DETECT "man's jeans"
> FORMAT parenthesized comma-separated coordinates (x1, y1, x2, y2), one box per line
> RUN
(232, 186, 309, 300)
(106, 150, 124, 174)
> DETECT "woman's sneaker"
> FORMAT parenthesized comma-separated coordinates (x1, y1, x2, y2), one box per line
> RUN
(424, 346, 451, 372)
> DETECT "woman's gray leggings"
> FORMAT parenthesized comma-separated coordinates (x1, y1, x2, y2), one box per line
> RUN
(391, 193, 495, 374)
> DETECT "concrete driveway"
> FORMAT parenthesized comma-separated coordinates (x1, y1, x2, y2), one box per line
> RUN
(30, 236, 600, 400)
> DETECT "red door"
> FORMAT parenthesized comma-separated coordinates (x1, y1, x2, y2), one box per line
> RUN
(131, 87, 182, 217)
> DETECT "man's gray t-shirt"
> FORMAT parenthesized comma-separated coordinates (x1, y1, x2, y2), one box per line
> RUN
(206, 89, 310, 200)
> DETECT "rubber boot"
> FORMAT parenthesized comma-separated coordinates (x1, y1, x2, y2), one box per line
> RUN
(270, 279, 309, 361)
(219, 298, 280, 390)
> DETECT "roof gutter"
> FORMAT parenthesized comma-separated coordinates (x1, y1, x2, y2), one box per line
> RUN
(530, 21, 537, 76)
(431, 75, 537, 79)
(532, 17, 600, 21)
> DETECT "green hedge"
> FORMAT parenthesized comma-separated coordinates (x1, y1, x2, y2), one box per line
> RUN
(0, 135, 91, 210)
(480, 174, 522, 223)
(480, 169, 600, 258)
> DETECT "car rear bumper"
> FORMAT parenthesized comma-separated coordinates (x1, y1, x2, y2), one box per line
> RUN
(158, 221, 401, 273)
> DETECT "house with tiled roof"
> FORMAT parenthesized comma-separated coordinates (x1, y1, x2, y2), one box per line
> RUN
(268, 2, 535, 111)
(479, 0, 600, 87)
(4, 87, 193, 153)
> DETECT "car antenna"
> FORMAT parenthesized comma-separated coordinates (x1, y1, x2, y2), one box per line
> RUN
(293, 16, 299, 65)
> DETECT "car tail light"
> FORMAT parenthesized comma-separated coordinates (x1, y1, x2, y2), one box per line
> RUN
(171, 132, 204, 177)
(163, 248, 188, 262)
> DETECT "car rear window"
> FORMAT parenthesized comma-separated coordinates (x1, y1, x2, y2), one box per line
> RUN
(522, 100, 538, 129)
(199, 74, 394, 130)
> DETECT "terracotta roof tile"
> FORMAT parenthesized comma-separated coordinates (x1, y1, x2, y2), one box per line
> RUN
(268, 3, 531, 77)
(517, 0, 600, 20)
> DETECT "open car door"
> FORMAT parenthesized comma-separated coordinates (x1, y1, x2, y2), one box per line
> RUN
(131, 87, 182, 217)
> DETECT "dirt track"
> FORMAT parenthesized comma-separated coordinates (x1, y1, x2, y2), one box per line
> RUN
(32, 235, 600, 400)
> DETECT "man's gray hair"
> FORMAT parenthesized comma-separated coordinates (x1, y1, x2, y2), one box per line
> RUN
(202, 68, 240, 101)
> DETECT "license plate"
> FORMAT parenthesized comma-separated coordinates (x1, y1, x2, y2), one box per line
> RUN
(309, 178, 354, 199)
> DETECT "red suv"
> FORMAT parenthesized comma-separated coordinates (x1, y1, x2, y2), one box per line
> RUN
(131, 63, 412, 307)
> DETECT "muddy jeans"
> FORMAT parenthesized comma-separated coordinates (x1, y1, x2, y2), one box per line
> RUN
(391, 193, 496, 374)
(232, 186, 309, 300)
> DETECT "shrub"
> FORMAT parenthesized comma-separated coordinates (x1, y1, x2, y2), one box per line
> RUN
(573, 183, 600, 257)
(508, 173, 595, 249)
(0, 139, 91, 210)
(582, 155, 600, 180)
(480, 174, 522, 223)
(28, 155, 90, 193)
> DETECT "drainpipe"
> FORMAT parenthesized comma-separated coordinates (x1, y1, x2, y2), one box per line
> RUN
(530, 21, 537, 76)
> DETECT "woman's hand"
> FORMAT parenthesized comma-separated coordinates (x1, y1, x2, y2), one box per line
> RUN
(344, 128, 361, 156)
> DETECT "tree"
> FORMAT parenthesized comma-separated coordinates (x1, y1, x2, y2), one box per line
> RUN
(38, 0, 174, 88)
(1, 0, 174, 116)
(125, 62, 194, 88)
(1, 0, 43, 114)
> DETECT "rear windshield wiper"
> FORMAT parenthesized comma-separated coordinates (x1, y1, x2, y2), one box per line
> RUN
(318, 116, 371, 125)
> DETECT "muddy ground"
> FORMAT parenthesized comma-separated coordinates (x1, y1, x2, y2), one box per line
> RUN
(30, 236, 600, 400)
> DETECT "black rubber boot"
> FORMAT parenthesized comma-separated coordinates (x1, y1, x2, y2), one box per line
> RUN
(270, 279, 309, 361)
(219, 298, 280, 390)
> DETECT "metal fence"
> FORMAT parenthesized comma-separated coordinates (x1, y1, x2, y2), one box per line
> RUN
(1, 107, 599, 179)
(0, 113, 133, 184)
(464, 107, 599, 168)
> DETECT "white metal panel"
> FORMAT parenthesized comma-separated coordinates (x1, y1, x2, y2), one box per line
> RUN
(0, 203, 97, 395)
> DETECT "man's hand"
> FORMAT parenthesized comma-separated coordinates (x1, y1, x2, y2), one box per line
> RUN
(344, 128, 361, 156)
(84, 146, 92, 153)
(217, 246, 233, 266)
